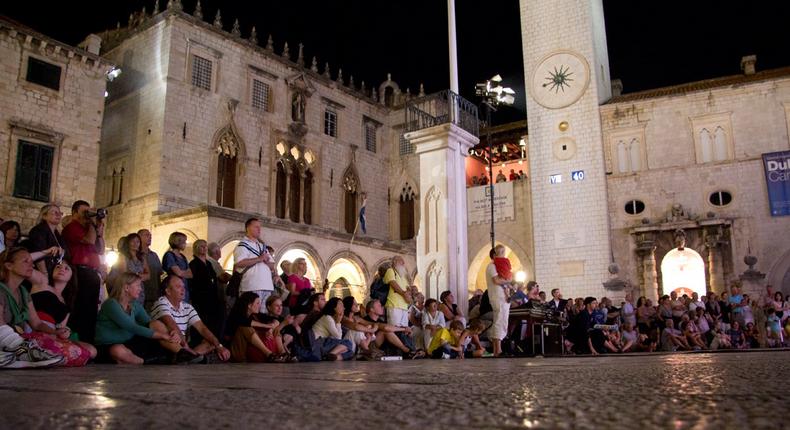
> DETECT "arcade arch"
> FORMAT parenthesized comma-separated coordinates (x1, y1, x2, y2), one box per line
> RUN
(660, 247, 707, 298)
(326, 256, 367, 302)
(467, 242, 527, 293)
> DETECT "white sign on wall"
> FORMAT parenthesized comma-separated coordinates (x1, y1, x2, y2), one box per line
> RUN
(467, 181, 515, 225)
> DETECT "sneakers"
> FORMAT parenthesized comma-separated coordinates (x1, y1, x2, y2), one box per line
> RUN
(441, 352, 451, 359)
(1, 339, 64, 369)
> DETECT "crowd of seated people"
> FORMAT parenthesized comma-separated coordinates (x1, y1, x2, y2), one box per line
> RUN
(560, 286, 790, 355)
(2, 202, 789, 368)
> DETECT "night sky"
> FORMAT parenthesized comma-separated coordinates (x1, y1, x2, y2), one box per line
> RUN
(2, 1, 788, 124)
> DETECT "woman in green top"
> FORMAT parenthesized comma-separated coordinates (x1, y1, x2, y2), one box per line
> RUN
(0, 247, 76, 364)
(95, 272, 184, 364)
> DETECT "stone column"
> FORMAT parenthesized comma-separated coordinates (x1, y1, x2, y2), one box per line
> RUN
(406, 123, 479, 315)
(704, 228, 725, 294)
(642, 247, 659, 302)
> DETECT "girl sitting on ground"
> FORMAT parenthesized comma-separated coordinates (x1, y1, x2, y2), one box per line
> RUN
(340, 296, 377, 357)
(306, 297, 353, 361)
(30, 261, 97, 365)
(422, 298, 445, 348)
(225, 292, 289, 363)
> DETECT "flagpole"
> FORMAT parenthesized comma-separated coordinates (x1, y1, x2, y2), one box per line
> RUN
(349, 217, 359, 248)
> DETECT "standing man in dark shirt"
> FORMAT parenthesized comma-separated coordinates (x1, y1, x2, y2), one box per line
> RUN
(62, 200, 105, 344)
(138, 229, 163, 311)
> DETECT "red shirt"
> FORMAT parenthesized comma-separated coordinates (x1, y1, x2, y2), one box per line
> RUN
(62, 220, 101, 269)
(493, 257, 512, 280)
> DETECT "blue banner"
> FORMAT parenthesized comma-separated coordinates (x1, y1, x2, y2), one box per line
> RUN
(763, 150, 790, 216)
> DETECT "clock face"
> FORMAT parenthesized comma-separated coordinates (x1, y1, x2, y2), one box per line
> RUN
(530, 50, 591, 109)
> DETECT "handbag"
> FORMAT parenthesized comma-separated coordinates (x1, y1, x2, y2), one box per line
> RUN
(226, 265, 252, 298)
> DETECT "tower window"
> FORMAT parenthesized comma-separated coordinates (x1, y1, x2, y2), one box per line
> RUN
(624, 200, 645, 215)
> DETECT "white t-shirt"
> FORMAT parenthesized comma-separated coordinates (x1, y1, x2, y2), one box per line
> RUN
(422, 310, 446, 329)
(622, 302, 636, 326)
(150, 296, 201, 335)
(313, 315, 342, 339)
(233, 237, 274, 292)
(485, 263, 506, 307)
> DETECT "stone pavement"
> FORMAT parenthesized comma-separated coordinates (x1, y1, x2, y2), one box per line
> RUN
(0, 350, 787, 429)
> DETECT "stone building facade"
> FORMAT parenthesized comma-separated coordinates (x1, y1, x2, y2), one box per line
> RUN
(518, 0, 790, 300)
(95, 6, 418, 300)
(602, 66, 790, 300)
(0, 17, 112, 228)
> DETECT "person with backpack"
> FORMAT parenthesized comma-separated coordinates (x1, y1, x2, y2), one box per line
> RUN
(369, 262, 391, 306)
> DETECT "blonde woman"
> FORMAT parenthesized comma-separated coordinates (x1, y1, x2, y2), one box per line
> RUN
(286, 257, 313, 311)
(94, 272, 194, 364)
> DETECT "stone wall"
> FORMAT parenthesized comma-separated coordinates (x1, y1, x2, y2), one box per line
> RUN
(602, 75, 790, 296)
(0, 20, 111, 230)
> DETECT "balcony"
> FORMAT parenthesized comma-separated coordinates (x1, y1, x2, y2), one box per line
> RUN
(404, 90, 479, 137)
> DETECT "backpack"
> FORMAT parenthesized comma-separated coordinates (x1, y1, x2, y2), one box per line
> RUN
(226, 265, 252, 298)
(370, 276, 389, 305)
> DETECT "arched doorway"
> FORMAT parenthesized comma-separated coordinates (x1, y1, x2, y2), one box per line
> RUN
(660, 247, 707, 298)
(466, 243, 526, 294)
(326, 258, 366, 303)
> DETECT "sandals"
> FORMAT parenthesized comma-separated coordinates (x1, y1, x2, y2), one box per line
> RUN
(406, 349, 426, 360)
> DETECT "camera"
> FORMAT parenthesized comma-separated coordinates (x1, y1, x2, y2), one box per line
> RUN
(86, 208, 108, 219)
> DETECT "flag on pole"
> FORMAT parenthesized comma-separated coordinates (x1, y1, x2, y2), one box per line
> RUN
(358, 195, 368, 234)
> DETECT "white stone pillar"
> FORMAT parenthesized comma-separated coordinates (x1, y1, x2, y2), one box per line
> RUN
(406, 123, 479, 315)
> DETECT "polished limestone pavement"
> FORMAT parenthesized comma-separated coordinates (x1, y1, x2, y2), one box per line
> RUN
(1, 350, 787, 429)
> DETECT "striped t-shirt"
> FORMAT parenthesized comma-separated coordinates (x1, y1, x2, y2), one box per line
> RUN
(150, 296, 201, 335)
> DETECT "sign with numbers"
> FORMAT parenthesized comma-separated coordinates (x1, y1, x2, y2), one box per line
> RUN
(571, 170, 585, 181)
(549, 174, 562, 184)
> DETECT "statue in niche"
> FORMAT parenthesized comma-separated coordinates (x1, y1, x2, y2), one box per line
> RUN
(291, 91, 305, 123)
(674, 229, 686, 251)
(667, 203, 688, 223)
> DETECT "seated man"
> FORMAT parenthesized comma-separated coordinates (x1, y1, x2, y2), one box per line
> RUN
(660, 319, 690, 352)
(363, 300, 424, 359)
(150, 275, 231, 362)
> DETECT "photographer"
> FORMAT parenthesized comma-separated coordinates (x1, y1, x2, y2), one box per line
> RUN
(62, 200, 106, 344)
(27, 203, 66, 276)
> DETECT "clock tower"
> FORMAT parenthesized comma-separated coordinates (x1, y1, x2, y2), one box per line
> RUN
(520, 0, 613, 297)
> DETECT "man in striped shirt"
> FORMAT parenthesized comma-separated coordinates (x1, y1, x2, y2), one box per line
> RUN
(151, 275, 230, 361)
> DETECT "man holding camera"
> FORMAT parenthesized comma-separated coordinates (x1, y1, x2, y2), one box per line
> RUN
(62, 200, 106, 344)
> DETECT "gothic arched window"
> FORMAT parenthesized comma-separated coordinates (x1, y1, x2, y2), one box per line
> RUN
(275, 160, 287, 219)
(399, 184, 416, 240)
(289, 168, 301, 223)
(303, 169, 313, 225)
(342, 168, 359, 234)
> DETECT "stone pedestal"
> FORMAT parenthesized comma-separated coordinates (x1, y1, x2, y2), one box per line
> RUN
(406, 123, 479, 314)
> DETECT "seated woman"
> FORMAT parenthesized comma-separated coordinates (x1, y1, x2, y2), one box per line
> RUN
(30, 261, 97, 365)
(340, 296, 377, 357)
(0, 248, 84, 366)
(225, 292, 289, 362)
(726, 321, 747, 349)
(95, 272, 191, 364)
(680, 313, 707, 350)
(264, 295, 294, 356)
(305, 297, 353, 361)
(439, 291, 466, 327)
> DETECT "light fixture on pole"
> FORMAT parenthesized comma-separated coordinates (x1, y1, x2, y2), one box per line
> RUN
(475, 74, 516, 250)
